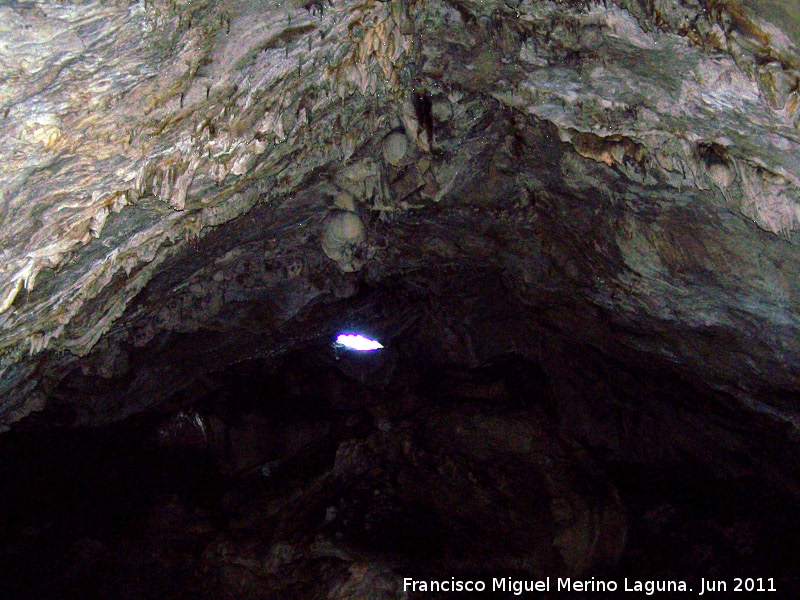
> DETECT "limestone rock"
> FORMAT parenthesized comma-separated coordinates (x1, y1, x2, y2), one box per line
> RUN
(321, 210, 368, 273)
(381, 131, 410, 167)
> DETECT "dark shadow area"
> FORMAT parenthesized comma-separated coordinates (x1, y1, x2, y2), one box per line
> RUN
(1, 335, 800, 598)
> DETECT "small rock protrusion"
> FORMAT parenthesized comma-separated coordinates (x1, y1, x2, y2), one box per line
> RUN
(381, 131, 410, 167)
(699, 143, 733, 189)
(321, 210, 368, 273)
(708, 162, 734, 189)
(333, 192, 357, 212)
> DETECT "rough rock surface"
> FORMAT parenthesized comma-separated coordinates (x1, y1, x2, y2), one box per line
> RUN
(3, 0, 800, 594)
(3, 0, 800, 429)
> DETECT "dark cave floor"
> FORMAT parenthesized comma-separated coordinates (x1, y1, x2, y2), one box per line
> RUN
(2, 348, 800, 599)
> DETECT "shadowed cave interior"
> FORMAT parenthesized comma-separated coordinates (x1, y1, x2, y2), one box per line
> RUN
(2, 277, 800, 598)
(6, 0, 800, 596)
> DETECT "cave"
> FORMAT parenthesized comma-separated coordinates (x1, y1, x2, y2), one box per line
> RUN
(2, 0, 800, 597)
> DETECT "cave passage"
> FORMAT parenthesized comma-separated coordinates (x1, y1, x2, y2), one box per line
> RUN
(4, 0, 800, 596)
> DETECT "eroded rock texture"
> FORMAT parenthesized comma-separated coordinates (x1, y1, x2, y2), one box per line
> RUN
(2, 0, 800, 595)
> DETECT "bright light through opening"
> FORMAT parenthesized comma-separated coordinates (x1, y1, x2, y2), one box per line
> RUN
(335, 333, 384, 351)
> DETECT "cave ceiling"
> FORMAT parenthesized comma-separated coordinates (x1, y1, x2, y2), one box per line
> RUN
(2, 0, 800, 431)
